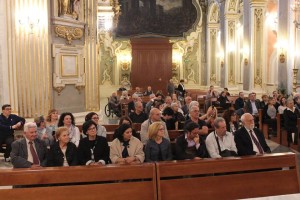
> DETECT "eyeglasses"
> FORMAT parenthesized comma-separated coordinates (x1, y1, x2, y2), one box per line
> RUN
(92, 117, 99, 120)
(158, 128, 164, 131)
(88, 127, 97, 131)
(4, 108, 11, 111)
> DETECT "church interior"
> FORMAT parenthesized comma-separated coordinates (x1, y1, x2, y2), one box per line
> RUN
(1, 0, 300, 199)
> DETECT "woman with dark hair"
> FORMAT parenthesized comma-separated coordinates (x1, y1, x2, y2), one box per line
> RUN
(47, 127, 78, 167)
(78, 120, 110, 165)
(278, 96, 287, 114)
(222, 109, 239, 133)
(85, 112, 107, 138)
(113, 116, 139, 139)
(283, 98, 300, 146)
(110, 124, 144, 164)
(58, 112, 81, 147)
(218, 91, 231, 110)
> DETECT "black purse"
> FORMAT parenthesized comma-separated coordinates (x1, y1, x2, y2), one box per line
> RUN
(215, 132, 237, 157)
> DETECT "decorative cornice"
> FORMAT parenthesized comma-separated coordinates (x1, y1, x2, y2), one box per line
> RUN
(54, 25, 84, 44)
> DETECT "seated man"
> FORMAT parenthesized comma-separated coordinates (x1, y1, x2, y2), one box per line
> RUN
(161, 107, 176, 130)
(206, 117, 237, 158)
(235, 92, 245, 116)
(109, 92, 121, 117)
(133, 87, 143, 97)
(11, 122, 47, 168)
(143, 86, 154, 96)
(184, 105, 208, 137)
(175, 122, 208, 160)
(234, 113, 271, 156)
(128, 94, 139, 113)
(129, 101, 148, 124)
(245, 92, 261, 127)
(140, 108, 169, 144)
(0, 104, 25, 162)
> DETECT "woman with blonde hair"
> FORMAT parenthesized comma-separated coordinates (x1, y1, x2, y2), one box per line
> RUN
(144, 122, 173, 162)
(46, 109, 59, 136)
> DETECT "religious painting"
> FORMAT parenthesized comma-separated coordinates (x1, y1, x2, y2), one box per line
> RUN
(116, 0, 198, 37)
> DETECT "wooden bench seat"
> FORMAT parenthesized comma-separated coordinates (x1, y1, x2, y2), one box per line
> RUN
(156, 153, 300, 200)
(0, 163, 157, 200)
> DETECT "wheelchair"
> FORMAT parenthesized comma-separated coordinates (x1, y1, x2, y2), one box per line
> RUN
(104, 98, 121, 118)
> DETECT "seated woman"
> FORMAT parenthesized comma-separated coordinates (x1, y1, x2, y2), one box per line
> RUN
(263, 97, 277, 136)
(278, 96, 287, 114)
(110, 124, 144, 164)
(58, 112, 81, 147)
(144, 122, 173, 162)
(171, 103, 185, 130)
(34, 116, 54, 149)
(85, 112, 107, 138)
(45, 109, 59, 137)
(113, 116, 139, 139)
(78, 120, 110, 165)
(47, 127, 78, 167)
(222, 109, 239, 134)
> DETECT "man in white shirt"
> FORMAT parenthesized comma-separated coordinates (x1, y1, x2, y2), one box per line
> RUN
(206, 117, 237, 158)
(11, 122, 47, 168)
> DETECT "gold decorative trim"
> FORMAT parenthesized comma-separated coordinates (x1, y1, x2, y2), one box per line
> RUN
(54, 25, 84, 44)
(75, 85, 85, 94)
(53, 86, 65, 96)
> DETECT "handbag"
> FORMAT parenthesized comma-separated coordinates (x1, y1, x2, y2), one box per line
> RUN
(215, 132, 237, 157)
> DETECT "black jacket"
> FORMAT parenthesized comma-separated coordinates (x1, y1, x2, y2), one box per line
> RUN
(47, 142, 78, 167)
(0, 113, 25, 138)
(77, 136, 110, 165)
(234, 127, 271, 156)
(175, 134, 209, 160)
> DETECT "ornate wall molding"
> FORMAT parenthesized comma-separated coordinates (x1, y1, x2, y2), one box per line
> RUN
(52, 44, 85, 95)
(54, 25, 84, 44)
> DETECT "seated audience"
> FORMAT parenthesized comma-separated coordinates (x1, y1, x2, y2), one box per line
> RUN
(34, 116, 54, 149)
(283, 98, 300, 146)
(184, 105, 208, 136)
(222, 109, 239, 133)
(171, 103, 185, 129)
(129, 101, 148, 123)
(181, 96, 192, 116)
(120, 90, 130, 100)
(175, 122, 208, 160)
(234, 92, 245, 116)
(245, 92, 261, 127)
(272, 90, 281, 110)
(0, 104, 25, 162)
(47, 127, 78, 167)
(224, 87, 230, 96)
(143, 86, 154, 96)
(113, 116, 139, 139)
(161, 96, 172, 111)
(262, 97, 277, 135)
(133, 87, 143, 97)
(145, 94, 156, 115)
(144, 122, 173, 162)
(11, 122, 47, 168)
(58, 112, 81, 147)
(234, 113, 271, 156)
(218, 91, 231, 110)
(108, 92, 121, 117)
(161, 107, 176, 130)
(260, 94, 268, 109)
(45, 108, 59, 135)
(205, 85, 219, 109)
(78, 120, 110, 165)
(171, 93, 182, 108)
(128, 94, 139, 113)
(140, 108, 169, 144)
(206, 117, 237, 158)
(110, 124, 145, 164)
(295, 96, 300, 112)
(278, 96, 287, 114)
(85, 112, 107, 138)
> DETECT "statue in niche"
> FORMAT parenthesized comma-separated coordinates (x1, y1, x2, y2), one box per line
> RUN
(120, 75, 131, 90)
(186, 64, 196, 84)
(73, 0, 81, 20)
(58, 0, 80, 19)
(102, 67, 112, 84)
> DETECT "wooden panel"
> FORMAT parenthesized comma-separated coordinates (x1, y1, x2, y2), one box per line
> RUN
(131, 38, 172, 94)
(159, 170, 299, 200)
(0, 181, 155, 200)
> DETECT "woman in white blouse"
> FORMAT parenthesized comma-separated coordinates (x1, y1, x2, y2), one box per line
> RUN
(58, 112, 81, 147)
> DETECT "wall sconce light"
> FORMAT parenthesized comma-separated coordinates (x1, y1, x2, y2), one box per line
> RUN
(242, 46, 249, 66)
(217, 51, 224, 67)
(172, 51, 182, 71)
(119, 54, 131, 71)
(275, 40, 287, 63)
(19, 16, 40, 34)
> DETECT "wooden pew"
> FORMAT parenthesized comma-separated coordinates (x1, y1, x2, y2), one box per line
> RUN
(0, 163, 157, 200)
(156, 153, 300, 200)
(102, 124, 119, 132)
(168, 130, 184, 142)
(258, 110, 281, 144)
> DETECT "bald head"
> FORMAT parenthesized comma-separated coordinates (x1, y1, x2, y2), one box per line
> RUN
(150, 108, 161, 122)
(241, 113, 255, 130)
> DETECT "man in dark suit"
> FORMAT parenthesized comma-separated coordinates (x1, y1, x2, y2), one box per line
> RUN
(175, 122, 208, 160)
(234, 113, 271, 156)
(11, 122, 47, 168)
(244, 92, 261, 127)
(177, 79, 186, 99)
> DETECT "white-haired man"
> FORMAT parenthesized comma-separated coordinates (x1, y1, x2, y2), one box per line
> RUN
(11, 122, 47, 168)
